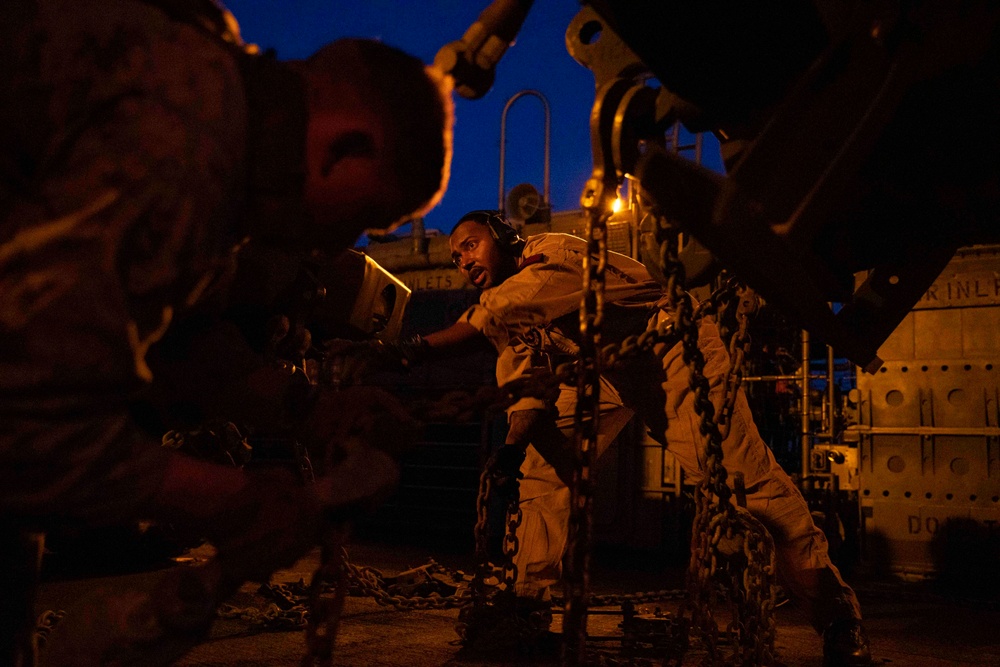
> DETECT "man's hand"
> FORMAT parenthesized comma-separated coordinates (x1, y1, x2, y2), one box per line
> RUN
(390, 334, 431, 366)
(321, 322, 489, 387)
(322, 335, 428, 385)
(490, 444, 527, 500)
(507, 409, 575, 486)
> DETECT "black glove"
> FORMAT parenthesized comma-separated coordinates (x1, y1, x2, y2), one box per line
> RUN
(490, 444, 527, 498)
(386, 334, 430, 368)
(322, 334, 428, 386)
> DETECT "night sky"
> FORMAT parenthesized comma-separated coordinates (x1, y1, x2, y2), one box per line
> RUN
(225, 1, 723, 237)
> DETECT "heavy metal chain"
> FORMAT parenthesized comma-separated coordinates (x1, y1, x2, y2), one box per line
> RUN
(472, 447, 524, 596)
(651, 220, 777, 666)
(217, 588, 310, 632)
(235, 235, 767, 665)
(458, 444, 531, 648)
(501, 489, 524, 593)
(711, 280, 759, 443)
(563, 207, 612, 665)
(301, 529, 349, 667)
(658, 229, 730, 662)
(342, 555, 474, 611)
(215, 556, 477, 655)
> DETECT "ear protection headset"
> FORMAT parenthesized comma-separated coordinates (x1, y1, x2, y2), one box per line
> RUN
(452, 209, 524, 255)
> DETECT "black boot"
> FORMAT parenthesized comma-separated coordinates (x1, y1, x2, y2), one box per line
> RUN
(823, 619, 874, 667)
(456, 595, 554, 655)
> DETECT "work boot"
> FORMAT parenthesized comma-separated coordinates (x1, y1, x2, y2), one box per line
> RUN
(823, 619, 874, 667)
(456, 595, 554, 654)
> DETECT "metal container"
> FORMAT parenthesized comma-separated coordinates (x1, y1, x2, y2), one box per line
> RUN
(850, 245, 1000, 578)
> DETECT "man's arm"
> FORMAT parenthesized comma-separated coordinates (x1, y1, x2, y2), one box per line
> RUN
(503, 409, 575, 486)
(421, 320, 491, 358)
(378, 320, 491, 367)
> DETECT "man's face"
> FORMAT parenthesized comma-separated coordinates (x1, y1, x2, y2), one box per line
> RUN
(294, 39, 451, 257)
(450, 221, 517, 290)
(303, 105, 406, 254)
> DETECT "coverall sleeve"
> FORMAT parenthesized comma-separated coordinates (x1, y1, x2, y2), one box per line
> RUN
(474, 242, 584, 346)
(457, 281, 558, 414)
(496, 344, 549, 413)
(0, 3, 247, 525)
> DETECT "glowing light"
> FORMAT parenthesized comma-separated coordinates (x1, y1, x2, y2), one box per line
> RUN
(611, 197, 623, 213)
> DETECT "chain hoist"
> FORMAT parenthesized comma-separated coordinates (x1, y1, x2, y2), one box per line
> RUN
(564, 0, 779, 655)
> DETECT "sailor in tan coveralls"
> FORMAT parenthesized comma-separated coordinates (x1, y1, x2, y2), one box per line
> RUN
(410, 210, 872, 666)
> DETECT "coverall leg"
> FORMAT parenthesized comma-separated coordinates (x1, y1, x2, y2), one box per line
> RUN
(513, 379, 633, 599)
(511, 313, 860, 632)
(627, 312, 862, 632)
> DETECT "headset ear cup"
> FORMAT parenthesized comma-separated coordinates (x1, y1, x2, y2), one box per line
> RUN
(454, 209, 523, 255)
(486, 212, 522, 255)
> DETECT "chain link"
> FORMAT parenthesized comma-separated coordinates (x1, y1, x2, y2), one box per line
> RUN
(648, 217, 777, 666)
(33, 609, 66, 649)
(563, 206, 612, 665)
(501, 502, 523, 592)
(458, 433, 537, 647)
(716, 285, 758, 442)
(341, 554, 475, 611)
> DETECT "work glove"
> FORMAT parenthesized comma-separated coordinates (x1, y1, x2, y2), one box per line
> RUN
(490, 444, 527, 500)
(389, 333, 431, 367)
(322, 334, 429, 385)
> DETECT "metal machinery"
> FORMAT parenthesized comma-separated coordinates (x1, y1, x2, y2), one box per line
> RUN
(582, 0, 1000, 373)
(368, 0, 1000, 585)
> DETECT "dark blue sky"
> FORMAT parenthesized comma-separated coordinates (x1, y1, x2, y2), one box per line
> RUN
(226, 1, 723, 236)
